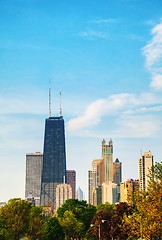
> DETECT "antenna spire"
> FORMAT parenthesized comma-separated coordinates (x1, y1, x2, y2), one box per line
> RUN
(59, 91, 62, 116)
(49, 80, 51, 118)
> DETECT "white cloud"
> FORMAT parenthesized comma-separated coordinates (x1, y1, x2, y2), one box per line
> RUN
(67, 93, 132, 130)
(151, 74, 162, 90)
(142, 21, 162, 90)
(67, 92, 161, 132)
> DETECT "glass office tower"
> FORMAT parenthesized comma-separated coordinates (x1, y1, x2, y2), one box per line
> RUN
(40, 116, 66, 207)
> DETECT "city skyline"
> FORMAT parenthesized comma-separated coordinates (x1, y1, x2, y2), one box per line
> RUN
(0, 0, 162, 202)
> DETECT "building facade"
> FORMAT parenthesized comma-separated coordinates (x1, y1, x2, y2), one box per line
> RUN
(93, 186, 102, 206)
(88, 170, 98, 204)
(88, 159, 102, 204)
(66, 170, 76, 199)
(97, 158, 105, 186)
(120, 179, 139, 204)
(139, 151, 153, 191)
(102, 182, 117, 204)
(113, 158, 122, 202)
(102, 139, 113, 182)
(25, 152, 43, 206)
(40, 116, 66, 207)
(55, 183, 72, 210)
(113, 158, 122, 185)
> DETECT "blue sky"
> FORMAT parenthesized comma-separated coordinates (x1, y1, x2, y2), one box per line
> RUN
(0, 0, 162, 202)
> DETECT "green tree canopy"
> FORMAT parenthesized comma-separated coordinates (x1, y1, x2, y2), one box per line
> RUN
(43, 216, 64, 240)
(59, 210, 84, 240)
(57, 199, 96, 233)
(97, 201, 114, 213)
(27, 206, 46, 240)
(0, 199, 32, 240)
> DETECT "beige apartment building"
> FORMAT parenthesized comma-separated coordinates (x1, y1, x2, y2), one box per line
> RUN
(120, 179, 139, 204)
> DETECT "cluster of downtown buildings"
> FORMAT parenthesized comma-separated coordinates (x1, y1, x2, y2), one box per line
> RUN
(88, 139, 154, 206)
(24, 93, 154, 211)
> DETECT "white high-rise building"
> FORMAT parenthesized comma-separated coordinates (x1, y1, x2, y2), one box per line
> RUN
(139, 151, 154, 191)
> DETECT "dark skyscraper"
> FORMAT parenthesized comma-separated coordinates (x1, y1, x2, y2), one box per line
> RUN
(40, 116, 66, 207)
(40, 90, 66, 208)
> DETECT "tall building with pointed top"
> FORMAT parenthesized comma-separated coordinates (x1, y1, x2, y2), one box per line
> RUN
(102, 139, 113, 182)
(40, 90, 66, 208)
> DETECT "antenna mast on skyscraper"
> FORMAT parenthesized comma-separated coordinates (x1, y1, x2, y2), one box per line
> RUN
(59, 91, 62, 116)
(49, 80, 51, 118)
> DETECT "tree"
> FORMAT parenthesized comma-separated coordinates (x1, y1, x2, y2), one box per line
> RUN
(57, 199, 96, 235)
(88, 210, 113, 240)
(97, 202, 114, 214)
(27, 206, 46, 240)
(59, 210, 84, 240)
(122, 162, 162, 240)
(88, 202, 132, 240)
(112, 202, 132, 240)
(57, 199, 87, 219)
(0, 199, 32, 240)
(43, 216, 64, 240)
(0, 218, 6, 240)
